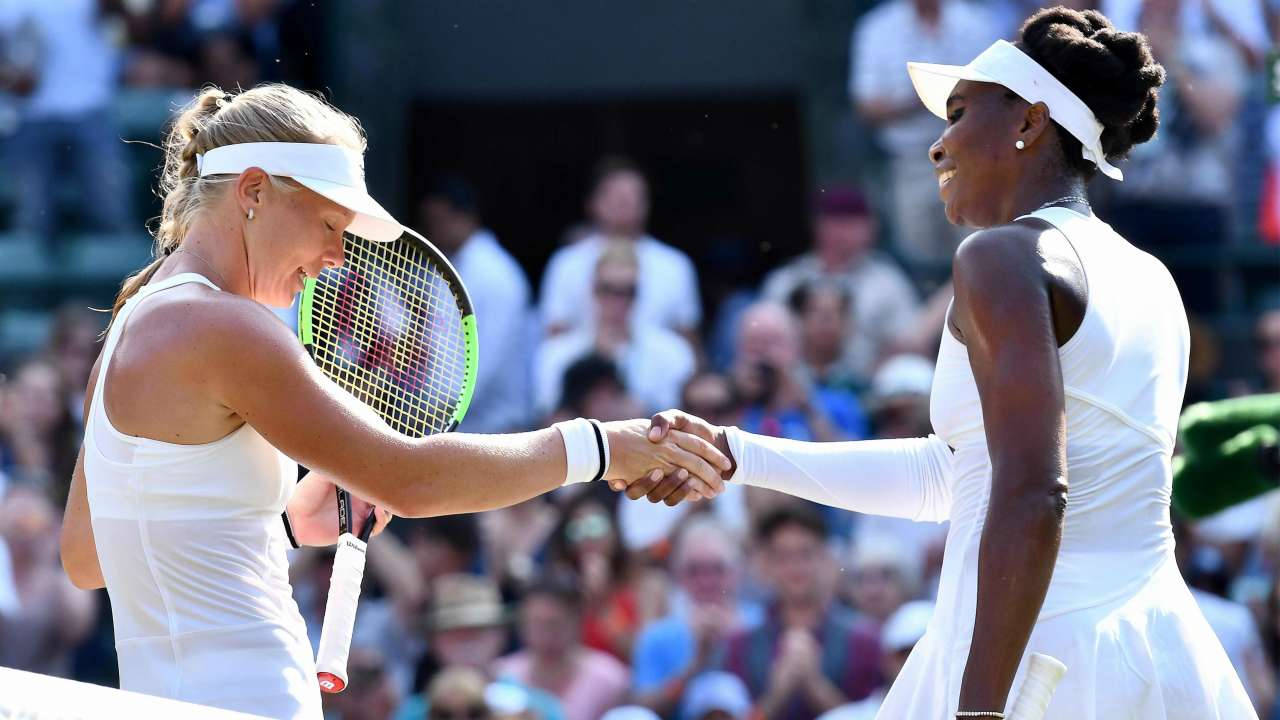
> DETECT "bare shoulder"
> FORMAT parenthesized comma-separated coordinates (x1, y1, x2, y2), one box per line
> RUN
(952, 223, 1045, 288)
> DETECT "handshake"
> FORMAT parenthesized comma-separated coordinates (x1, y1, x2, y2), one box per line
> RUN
(600, 410, 736, 506)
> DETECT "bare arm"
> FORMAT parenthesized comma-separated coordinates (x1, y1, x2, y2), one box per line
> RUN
(951, 228, 1068, 715)
(200, 300, 727, 518)
(61, 356, 104, 591)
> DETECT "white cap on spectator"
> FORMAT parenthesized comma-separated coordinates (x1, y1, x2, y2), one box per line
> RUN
(870, 354, 935, 403)
(849, 534, 922, 597)
(881, 600, 934, 653)
(601, 706, 663, 720)
(682, 671, 752, 720)
(196, 141, 403, 242)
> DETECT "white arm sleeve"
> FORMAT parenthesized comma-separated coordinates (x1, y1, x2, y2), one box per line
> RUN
(725, 427, 955, 522)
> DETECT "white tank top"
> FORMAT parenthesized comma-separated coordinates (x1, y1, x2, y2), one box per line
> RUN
(930, 206, 1191, 620)
(84, 273, 321, 719)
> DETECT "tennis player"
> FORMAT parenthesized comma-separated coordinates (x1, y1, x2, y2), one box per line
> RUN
(57, 84, 729, 719)
(643, 8, 1254, 719)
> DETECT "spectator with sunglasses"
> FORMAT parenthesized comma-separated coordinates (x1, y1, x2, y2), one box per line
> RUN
(534, 242, 695, 418)
(425, 667, 493, 720)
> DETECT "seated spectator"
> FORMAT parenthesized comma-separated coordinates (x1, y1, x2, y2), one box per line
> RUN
(535, 242, 695, 417)
(493, 579, 630, 720)
(323, 647, 400, 720)
(816, 601, 933, 720)
(849, 2, 993, 272)
(0, 484, 96, 677)
(547, 488, 644, 662)
(761, 188, 920, 379)
(0, 0, 131, 239)
(865, 353, 935, 440)
(681, 671, 753, 720)
(423, 666, 495, 720)
(632, 518, 761, 717)
(479, 498, 560, 596)
(731, 302, 867, 443)
(45, 302, 105, 428)
(539, 157, 700, 339)
(1256, 303, 1280, 394)
(547, 354, 641, 425)
(788, 281, 864, 393)
(720, 506, 880, 720)
(843, 536, 920, 627)
(422, 176, 532, 433)
(0, 356, 78, 496)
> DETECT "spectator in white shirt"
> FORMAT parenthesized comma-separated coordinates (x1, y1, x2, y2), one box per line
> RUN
(421, 177, 533, 433)
(850, 0, 995, 273)
(539, 157, 701, 339)
(535, 242, 695, 418)
(761, 187, 919, 380)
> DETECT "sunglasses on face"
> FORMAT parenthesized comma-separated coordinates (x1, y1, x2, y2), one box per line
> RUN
(429, 704, 489, 720)
(567, 513, 613, 544)
(594, 282, 637, 300)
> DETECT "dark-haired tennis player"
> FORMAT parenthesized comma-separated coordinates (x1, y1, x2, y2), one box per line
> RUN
(59, 84, 729, 720)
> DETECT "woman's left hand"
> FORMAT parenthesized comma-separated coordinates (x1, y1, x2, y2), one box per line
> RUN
(285, 472, 393, 547)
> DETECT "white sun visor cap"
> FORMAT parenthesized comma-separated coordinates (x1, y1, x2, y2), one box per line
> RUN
(196, 142, 404, 241)
(906, 39, 1123, 181)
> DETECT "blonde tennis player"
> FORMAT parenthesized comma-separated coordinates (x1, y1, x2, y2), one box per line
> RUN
(58, 84, 729, 720)
(641, 8, 1254, 720)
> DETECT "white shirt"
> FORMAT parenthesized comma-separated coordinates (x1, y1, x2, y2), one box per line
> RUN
(538, 234, 701, 334)
(850, 0, 996, 154)
(0, 0, 118, 118)
(533, 324, 696, 417)
(451, 230, 534, 433)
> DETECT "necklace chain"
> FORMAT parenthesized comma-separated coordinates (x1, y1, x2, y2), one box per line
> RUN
(172, 247, 230, 289)
(1037, 195, 1089, 211)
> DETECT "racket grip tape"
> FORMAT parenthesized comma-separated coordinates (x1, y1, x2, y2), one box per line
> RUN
(1008, 653, 1067, 720)
(315, 532, 368, 693)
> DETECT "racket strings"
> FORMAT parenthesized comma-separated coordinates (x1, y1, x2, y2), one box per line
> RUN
(308, 234, 469, 438)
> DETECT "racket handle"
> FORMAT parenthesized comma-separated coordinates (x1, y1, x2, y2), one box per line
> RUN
(315, 532, 368, 693)
(1008, 653, 1067, 720)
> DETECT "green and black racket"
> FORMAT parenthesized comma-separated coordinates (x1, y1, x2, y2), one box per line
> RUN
(298, 227, 477, 693)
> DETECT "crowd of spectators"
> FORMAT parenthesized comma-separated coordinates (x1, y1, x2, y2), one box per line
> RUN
(2, 1, 1280, 719)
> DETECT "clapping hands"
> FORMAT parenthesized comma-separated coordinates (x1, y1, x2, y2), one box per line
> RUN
(602, 410, 736, 506)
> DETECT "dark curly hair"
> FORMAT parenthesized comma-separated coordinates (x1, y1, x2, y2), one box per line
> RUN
(1015, 7, 1166, 179)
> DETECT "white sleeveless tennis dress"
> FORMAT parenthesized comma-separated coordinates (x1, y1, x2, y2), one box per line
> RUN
(876, 208, 1255, 719)
(84, 273, 320, 719)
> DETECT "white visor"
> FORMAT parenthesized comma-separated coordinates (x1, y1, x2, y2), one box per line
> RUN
(907, 39, 1123, 181)
(196, 141, 404, 241)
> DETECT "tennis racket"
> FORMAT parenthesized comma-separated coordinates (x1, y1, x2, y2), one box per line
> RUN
(298, 227, 478, 693)
(1008, 653, 1067, 720)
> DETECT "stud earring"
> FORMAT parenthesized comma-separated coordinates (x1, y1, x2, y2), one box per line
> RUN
(247, 208, 255, 220)
(1015, 140, 1026, 150)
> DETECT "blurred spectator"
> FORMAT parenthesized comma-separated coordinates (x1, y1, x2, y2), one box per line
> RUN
(45, 303, 104, 426)
(720, 506, 880, 720)
(424, 666, 491, 720)
(493, 579, 630, 720)
(325, 647, 400, 720)
(849, 1, 993, 270)
(816, 601, 933, 720)
(549, 354, 641, 424)
(1102, 0, 1272, 67)
(422, 176, 532, 433)
(631, 518, 761, 717)
(1257, 305, 1280, 394)
(0, 356, 79, 500)
(600, 707, 661, 720)
(548, 489, 643, 662)
(0, 485, 95, 677)
(1103, 0, 1247, 295)
(761, 188, 920, 379)
(535, 242, 695, 417)
(788, 281, 863, 393)
(539, 157, 701, 339)
(0, 0, 131, 239)
(731, 302, 866, 443)
(197, 29, 262, 95)
(479, 498, 559, 596)
(681, 671, 753, 720)
(865, 353, 934, 440)
(843, 536, 920, 627)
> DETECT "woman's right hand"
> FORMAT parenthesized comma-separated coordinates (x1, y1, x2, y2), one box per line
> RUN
(601, 418, 731, 504)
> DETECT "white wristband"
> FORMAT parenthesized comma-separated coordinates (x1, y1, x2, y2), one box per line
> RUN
(553, 418, 607, 486)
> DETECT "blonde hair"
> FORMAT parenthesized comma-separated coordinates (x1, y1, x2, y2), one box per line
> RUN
(111, 83, 367, 319)
(594, 240, 639, 277)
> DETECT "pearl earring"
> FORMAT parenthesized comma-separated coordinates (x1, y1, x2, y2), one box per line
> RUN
(247, 208, 255, 220)
(1015, 140, 1026, 150)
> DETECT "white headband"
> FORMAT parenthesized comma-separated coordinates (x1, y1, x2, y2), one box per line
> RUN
(196, 141, 404, 241)
(907, 39, 1123, 181)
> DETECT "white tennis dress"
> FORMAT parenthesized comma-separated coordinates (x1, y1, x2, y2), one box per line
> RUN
(877, 207, 1254, 719)
(84, 273, 321, 719)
